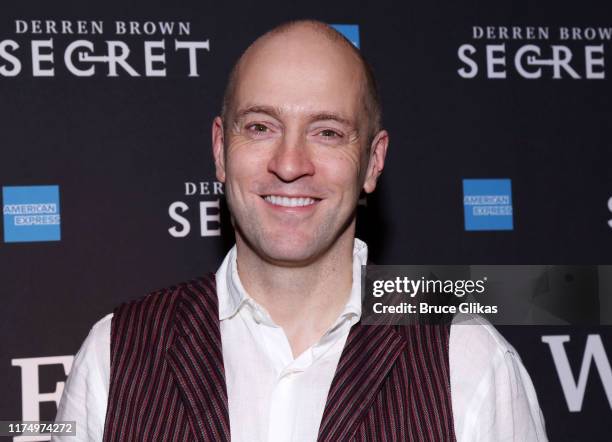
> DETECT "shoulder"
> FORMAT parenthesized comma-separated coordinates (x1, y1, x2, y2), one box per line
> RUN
(448, 312, 521, 394)
(72, 312, 113, 374)
(86, 312, 113, 353)
(112, 273, 217, 324)
(450, 312, 518, 360)
(109, 274, 218, 354)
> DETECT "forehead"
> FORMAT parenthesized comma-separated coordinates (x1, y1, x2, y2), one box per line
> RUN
(233, 30, 365, 119)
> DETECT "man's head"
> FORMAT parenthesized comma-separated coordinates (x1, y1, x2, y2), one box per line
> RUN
(212, 20, 389, 266)
(221, 21, 383, 145)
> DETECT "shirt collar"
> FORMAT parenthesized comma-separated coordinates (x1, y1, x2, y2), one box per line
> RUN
(216, 238, 368, 322)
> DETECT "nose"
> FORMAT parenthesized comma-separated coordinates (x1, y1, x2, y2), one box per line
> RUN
(267, 132, 315, 182)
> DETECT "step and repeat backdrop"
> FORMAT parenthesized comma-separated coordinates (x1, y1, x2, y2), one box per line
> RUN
(1, 0, 612, 440)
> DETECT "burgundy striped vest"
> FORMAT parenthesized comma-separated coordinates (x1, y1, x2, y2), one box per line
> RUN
(103, 274, 456, 441)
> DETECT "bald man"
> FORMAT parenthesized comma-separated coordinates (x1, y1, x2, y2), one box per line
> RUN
(54, 21, 548, 441)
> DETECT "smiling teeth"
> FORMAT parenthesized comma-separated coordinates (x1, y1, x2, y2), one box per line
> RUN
(264, 195, 317, 207)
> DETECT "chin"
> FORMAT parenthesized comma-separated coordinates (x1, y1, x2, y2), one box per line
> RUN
(259, 236, 318, 264)
(234, 213, 347, 266)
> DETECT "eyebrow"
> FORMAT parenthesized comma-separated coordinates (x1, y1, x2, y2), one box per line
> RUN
(234, 105, 356, 129)
(307, 112, 354, 128)
(235, 105, 282, 122)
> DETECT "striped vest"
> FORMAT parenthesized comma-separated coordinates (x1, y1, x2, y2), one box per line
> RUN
(103, 274, 456, 441)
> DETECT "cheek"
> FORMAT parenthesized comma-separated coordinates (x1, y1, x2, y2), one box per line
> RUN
(225, 145, 277, 214)
(225, 142, 269, 185)
(315, 150, 363, 195)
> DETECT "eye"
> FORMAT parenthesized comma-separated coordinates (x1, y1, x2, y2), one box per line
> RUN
(319, 129, 342, 138)
(246, 123, 269, 133)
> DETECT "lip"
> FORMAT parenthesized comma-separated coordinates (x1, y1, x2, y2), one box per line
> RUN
(259, 192, 322, 198)
(259, 194, 322, 212)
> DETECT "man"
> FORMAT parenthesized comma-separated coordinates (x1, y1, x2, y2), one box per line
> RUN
(54, 20, 548, 441)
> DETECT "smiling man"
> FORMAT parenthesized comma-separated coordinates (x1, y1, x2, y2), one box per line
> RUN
(54, 20, 548, 441)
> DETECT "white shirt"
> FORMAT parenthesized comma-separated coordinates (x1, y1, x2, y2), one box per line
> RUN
(54, 239, 548, 441)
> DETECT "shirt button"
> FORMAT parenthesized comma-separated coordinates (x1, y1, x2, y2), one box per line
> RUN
(250, 307, 263, 323)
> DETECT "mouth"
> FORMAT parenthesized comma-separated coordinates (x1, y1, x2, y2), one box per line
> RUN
(261, 195, 321, 208)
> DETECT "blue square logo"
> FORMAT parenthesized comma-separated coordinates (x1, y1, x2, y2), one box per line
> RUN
(463, 179, 513, 231)
(331, 24, 360, 48)
(3, 185, 61, 242)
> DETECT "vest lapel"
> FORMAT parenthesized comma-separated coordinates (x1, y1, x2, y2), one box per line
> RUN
(165, 275, 230, 442)
(317, 322, 407, 442)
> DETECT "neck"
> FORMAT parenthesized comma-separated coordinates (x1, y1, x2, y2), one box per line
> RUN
(235, 227, 356, 358)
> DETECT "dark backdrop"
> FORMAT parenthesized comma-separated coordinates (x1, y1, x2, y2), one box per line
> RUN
(1, 1, 611, 441)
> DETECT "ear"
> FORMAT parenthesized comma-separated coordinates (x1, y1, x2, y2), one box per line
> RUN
(363, 129, 389, 193)
(212, 116, 226, 182)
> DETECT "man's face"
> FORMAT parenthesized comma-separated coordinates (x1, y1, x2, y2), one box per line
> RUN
(213, 30, 387, 265)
